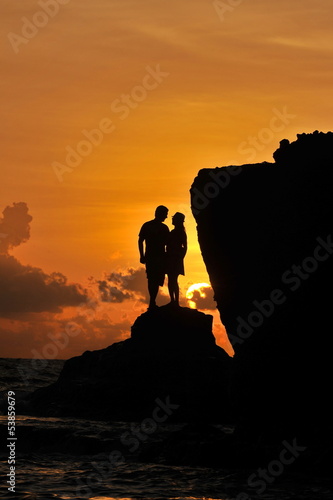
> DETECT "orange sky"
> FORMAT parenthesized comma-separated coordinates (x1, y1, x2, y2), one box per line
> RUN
(1, 0, 333, 360)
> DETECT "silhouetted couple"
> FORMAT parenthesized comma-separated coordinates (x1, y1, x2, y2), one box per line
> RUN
(139, 205, 187, 310)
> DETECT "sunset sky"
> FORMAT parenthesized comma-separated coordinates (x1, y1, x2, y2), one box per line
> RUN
(1, 0, 333, 360)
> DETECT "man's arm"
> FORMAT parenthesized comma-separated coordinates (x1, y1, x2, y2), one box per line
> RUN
(138, 234, 146, 263)
(163, 224, 170, 252)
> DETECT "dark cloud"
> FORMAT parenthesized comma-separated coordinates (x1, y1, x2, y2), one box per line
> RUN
(96, 267, 148, 303)
(0, 202, 32, 254)
(98, 280, 132, 303)
(187, 285, 217, 311)
(0, 315, 132, 360)
(0, 254, 88, 315)
(0, 202, 88, 316)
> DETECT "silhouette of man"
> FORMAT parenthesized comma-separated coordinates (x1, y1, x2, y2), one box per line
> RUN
(139, 205, 169, 310)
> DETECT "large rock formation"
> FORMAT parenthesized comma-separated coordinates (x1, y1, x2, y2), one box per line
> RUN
(190, 131, 333, 448)
(23, 305, 232, 422)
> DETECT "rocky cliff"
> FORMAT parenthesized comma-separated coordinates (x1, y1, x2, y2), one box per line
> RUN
(190, 131, 333, 446)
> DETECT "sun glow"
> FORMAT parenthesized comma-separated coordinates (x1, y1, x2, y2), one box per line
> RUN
(186, 282, 211, 309)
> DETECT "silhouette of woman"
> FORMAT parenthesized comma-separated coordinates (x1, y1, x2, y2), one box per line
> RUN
(166, 212, 187, 306)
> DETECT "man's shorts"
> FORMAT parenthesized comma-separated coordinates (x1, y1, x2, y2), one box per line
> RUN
(145, 259, 166, 286)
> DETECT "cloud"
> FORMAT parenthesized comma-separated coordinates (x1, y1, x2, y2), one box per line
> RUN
(0, 202, 88, 316)
(0, 202, 32, 254)
(0, 314, 132, 361)
(96, 267, 148, 303)
(0, 254, 88, 315)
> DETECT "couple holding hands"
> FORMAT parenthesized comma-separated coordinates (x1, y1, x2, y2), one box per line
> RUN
(139, 205, 187, 310)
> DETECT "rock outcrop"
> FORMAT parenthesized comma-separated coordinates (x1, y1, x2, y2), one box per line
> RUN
(24, 305, 232, 422)
(190, 131, 333, 447)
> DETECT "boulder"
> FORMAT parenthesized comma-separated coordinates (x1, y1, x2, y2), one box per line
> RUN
(24, 305, 232, 422)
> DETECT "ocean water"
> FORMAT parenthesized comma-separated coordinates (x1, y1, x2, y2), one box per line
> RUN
(0, 358, 332, 500)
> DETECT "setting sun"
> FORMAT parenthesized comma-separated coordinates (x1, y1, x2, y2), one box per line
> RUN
(186, 282, 211, 309)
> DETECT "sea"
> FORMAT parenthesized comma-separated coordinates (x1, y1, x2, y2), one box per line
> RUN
(0, 358, 332, 500)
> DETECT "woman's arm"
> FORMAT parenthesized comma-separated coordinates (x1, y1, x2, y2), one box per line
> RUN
(182, 232, 187, 257)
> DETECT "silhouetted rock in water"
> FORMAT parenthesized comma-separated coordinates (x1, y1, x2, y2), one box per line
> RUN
(190, 131, 333, 457)
(23, 305, 232, 422)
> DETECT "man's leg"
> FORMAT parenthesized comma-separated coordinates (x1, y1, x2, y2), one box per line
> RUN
(148, 279, 159, 309)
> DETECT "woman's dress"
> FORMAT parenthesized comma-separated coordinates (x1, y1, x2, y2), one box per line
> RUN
(166, 228, 186, 276)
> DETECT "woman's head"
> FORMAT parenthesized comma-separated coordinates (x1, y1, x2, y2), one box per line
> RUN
(172, 212, 185, 227)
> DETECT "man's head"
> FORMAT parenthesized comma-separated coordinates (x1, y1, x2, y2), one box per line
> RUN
(155, 205, 168, 222)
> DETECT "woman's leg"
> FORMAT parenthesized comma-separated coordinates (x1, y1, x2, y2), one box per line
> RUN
(174, 278, 179, 305)
(168, 273, 179, 305)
